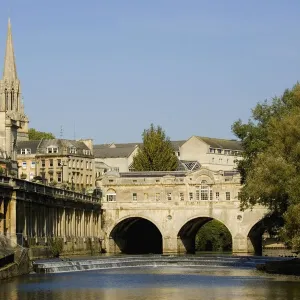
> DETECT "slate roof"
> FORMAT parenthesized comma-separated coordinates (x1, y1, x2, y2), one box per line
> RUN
(93, 140, 185, 158)
(196, 136, 243, 151)
(94, 145, 138, 158)
(17, 140, 41, 154)
(38, 139, 90, 150)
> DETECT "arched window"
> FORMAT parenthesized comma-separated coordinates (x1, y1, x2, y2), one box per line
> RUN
(106, 189, 116, 202)
(4, 88, 8, 110)
(200, 180, 209, 200)
(11, 88, 14, 110)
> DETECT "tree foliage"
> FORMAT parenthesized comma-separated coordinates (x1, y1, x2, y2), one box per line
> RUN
(132, 124, 178, 171)
(195, 220, 232, 252)
(232, 83, 300, 251)
(280, 204, 300, 253)
(232, 83, 300, 212)
(28, 128, 55, 140)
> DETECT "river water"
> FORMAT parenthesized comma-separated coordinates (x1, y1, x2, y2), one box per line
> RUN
(1, 255, 300, 300)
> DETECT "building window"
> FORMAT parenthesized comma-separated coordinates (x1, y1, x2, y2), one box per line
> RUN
(180, 192, 184, 201)
(226, 192, 231, 200)
(210, 190, 213, 200)
(144, 193, 148, 200)
(201, 181, 209, 200)
(69, 147, 77, 154)
(196, 189, 200, 201)
(47, 147, 58, 154)
(216, 192, 220, 200)
(167, 193, 172, 201)
(22, 162, 27, 169)
(132, 193, 137, 201)
(217, 149, 222, 154)
(212, 158, 214, 163)
(30, 161, 36, 169)
(57, 172, 62, 183)
(86, 161, 89, 169)
(49, 159, 53, 167)
(107, 194, 116, 202)
(189, 192, 193, 201)
(21, 148, 31, 155)
(209, 148, 215, 153)
(41, 160, 45, 167)
(237, 192, 241, 200)
(81, 160, 83, 169)
(57, 159, 61, 167)
(155, 193, 160, 201)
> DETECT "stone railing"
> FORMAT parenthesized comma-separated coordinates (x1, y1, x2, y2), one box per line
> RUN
(0, 175, 100, 204)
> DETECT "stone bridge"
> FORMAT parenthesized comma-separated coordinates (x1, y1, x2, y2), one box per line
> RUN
(0, 176, 102, 255)
(98, 168, 269, 254)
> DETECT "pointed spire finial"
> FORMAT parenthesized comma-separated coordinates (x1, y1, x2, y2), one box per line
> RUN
(3, 17, 17, 80)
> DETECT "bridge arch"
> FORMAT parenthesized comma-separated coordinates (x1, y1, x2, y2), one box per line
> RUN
(108, 216, 163, 254)
(177, 216, 232, 254)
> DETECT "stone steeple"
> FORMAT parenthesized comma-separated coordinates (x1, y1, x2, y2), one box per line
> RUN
(0, 18, 29, 161)
(3, 18, 17, 81)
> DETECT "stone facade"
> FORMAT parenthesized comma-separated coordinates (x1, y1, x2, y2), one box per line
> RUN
(0, 19, 29, 162)
(17, 139, 95, 191)
(93, 137, 242, 174)
(96, 168, 267, 254)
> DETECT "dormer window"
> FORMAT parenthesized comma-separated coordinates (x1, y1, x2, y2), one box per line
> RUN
(209, 148, 215, 153)
(21, 148, 31, 155)
(47, 146, 58, 154)
(69, 147, 77, 154)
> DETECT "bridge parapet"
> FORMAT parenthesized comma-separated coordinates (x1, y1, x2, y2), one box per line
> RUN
(0, 175, 100, 204)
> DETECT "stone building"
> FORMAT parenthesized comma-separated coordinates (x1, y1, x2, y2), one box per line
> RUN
(179, 136, 243, 171)
(97, 168, 241, 204)
(17, 139, 95, 191)
(0, 19, 29, 161)
(93, 137, 242, 174)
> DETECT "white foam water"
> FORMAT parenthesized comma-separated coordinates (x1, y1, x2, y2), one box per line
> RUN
(32, 255, 274, 274)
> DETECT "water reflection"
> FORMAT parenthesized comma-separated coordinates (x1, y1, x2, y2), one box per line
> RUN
(1, 267, 300, 300)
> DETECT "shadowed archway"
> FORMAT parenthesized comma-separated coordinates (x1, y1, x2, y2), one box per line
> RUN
(109, 217, 162, 254)
(247, 213, 284, 255)
(178, 217, 232, 254)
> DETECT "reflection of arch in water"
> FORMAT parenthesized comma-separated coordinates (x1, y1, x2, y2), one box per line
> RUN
(177, 217, 232, 254)
(109, 217, 163, 254)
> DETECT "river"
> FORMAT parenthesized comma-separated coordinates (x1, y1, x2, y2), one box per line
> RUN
(1, 255, 300, 300)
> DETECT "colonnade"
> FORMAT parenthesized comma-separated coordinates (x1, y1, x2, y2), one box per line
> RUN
(0, 191, 102, 247)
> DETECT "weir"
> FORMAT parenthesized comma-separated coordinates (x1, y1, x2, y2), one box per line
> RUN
(32, 255, 276, 274)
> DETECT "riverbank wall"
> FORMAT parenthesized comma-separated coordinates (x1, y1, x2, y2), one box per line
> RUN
(28, 237, 104, 260)
(0, 247, 31, 280)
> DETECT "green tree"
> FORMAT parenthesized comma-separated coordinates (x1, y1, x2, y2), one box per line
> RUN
(132, 124, 178, 171)
(232, 83, 300, 251)
(195, 220, 232, 252)
(280, 204, 300, 253)
(28, 128, 55, 140)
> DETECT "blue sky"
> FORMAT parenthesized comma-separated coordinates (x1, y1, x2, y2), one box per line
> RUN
(0, 1, 300, 143)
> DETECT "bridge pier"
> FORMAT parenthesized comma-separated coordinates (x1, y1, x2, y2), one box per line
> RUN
(232, 234, 254, 254)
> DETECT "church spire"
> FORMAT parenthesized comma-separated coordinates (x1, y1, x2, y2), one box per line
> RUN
(3, 18, 17, 80)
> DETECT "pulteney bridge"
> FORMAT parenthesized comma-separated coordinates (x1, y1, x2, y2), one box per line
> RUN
(97, 168, 269, 255)
(0, 176, 102, 254)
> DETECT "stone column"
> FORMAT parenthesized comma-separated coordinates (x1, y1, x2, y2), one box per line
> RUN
(61, 207, 66, 239)
(6, 191, 17, 245)
(0, 197, 5, 235)
(71, 209, 75, 237)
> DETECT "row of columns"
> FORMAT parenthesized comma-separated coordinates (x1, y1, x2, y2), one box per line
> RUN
(0, 192, 101, 246)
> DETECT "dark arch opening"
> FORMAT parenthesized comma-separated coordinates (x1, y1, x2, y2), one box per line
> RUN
(110, 217, 162, 254)
(248, 213, 284, 255)
(178, 217, 232, 254)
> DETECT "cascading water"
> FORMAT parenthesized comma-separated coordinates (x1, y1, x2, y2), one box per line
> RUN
(32, 255, 284, 274)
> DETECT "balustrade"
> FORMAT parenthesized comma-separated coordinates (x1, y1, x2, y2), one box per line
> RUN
(0, 175, 100, 204)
